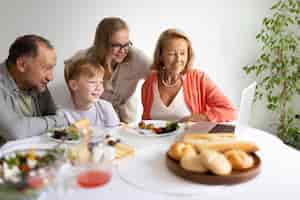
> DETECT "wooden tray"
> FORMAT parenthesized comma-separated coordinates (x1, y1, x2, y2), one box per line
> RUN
(166, 153, 261, 185)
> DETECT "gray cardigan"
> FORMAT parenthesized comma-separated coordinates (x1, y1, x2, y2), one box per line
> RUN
(0, 62, 68, 141)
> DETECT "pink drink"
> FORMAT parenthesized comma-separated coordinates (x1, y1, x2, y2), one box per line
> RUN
(77, 170, 111, 188)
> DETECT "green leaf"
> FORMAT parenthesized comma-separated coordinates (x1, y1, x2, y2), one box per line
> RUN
(287, 17, 295, 24)
(271, 0, 282, 10)
(256, 33, 261, 39)
(288, 0, 294, 7)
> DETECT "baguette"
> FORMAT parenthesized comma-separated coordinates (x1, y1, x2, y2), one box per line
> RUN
(183, 133, 235, 142)
(195, 140, 259, 153)
(182, 134, 235, 147)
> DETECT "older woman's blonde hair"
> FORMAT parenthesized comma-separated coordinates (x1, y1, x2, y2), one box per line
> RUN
(89, 17, 132, 79)
(151, 29, 194, 75)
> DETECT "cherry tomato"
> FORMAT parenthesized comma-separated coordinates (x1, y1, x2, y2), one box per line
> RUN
(152, 128, 162, 134)
(19, 164, 30, 172)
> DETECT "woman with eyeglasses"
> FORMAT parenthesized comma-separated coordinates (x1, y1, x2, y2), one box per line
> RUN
(65, 17, 151, 123)
(142, 29, 236, 122)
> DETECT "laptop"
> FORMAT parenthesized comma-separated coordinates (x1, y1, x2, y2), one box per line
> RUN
(186, 82, 257, 134)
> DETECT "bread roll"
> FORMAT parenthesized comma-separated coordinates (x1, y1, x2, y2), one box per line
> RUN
(168, 142, 185, 161)
(167, 142, 197, 161)
(180, 154, 208, 173)
(199, 149, 232, 176)
(224, 150, 254, 170)
(182, 144, 197, 158)
(195, 140, 259, 153)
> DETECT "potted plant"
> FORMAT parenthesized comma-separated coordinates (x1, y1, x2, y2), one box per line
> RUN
(243, 0, 300, 149)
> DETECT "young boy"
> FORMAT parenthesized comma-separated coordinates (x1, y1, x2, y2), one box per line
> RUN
(62, 57, 120, 128)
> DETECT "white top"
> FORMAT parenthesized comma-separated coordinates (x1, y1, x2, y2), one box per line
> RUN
(60, 99, 120, 128)
(150, 80, 191, 121)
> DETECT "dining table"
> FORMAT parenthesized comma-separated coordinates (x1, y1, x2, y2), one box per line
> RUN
(1, 123, 300, 200)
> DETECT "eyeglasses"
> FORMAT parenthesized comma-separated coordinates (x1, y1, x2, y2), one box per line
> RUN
(110, 41, 133, 51)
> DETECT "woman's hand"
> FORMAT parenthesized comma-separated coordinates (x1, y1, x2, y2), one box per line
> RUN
(179, 114, 209, 122)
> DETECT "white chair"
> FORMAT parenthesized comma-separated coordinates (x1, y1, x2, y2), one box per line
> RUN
(235, 82, 257, 135)
(119, 79, 145, 123)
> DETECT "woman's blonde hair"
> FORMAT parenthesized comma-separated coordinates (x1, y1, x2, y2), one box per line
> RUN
(89, 17, 131, 79)
(151, 29, 194, 75)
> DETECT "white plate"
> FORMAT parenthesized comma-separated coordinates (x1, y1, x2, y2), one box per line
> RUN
(47, 131, 80, 144)
(128, 120, 184, 137)
(0, 136, 54, 154)
(1, 148, 54, 159)
(46, 127, 114, 144)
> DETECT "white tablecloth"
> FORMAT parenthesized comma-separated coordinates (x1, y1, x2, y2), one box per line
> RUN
(1, 125, 300, 200)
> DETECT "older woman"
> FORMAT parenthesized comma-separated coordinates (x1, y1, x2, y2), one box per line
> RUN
(142, 29, 236, 122)
(65, 17, 151, 122)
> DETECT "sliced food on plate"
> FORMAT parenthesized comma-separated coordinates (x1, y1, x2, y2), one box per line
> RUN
(47, 119, 91, 143)
(126, 120, 182, 137)
(138, 120, 179, 134)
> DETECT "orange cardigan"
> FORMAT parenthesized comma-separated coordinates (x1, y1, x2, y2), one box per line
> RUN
(141, 70, 236, 122)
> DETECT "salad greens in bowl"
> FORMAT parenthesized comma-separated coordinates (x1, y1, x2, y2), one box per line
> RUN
(0, 148, 63, 200)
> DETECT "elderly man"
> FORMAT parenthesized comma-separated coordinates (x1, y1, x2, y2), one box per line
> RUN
(0, 35, 68, 142)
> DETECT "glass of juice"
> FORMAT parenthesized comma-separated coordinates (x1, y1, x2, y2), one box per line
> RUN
(77, 168, 111, 188)
(75, 159, 112, 189)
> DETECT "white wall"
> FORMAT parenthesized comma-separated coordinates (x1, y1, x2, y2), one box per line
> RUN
(1, 0, 290, 133)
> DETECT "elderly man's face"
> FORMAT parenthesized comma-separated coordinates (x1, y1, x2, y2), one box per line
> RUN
(21, 44, 56, 92)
